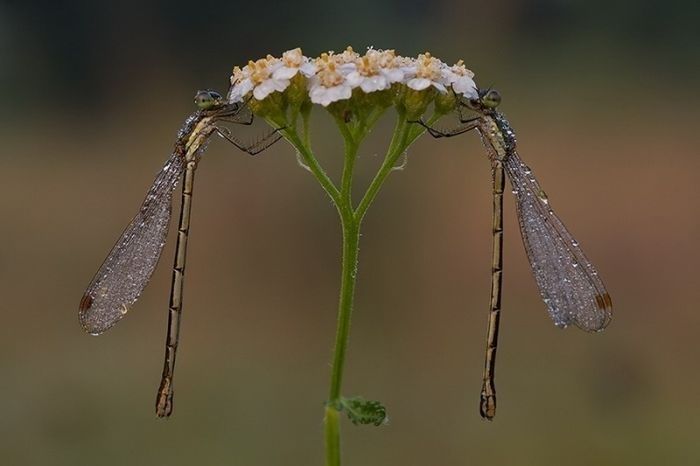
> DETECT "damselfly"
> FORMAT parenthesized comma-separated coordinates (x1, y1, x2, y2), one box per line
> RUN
(79, 90, 281, 417)
(417, 88, 612, 420)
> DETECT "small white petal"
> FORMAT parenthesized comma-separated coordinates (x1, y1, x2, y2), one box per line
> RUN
(271, 78, 290, 92)
(253, 77, 292, 100)
(400, 65, 417, 80)
(440, 69, 457, 84)
(253, 83, 274, 100)
(230, 79, 254, 102)
(360, 75, 388, 93)
(345, 71, 364, 88)
(308, 86, 327, 105)
(267, 60, 283, 73)
(309, 84, 352, 106)
(381, 68, 404, 83)
(337, 62, 357, 76)
(299, 62, 317, 77)
(229, 90, 243, 103)
(336, 85, 352, 100)
(432, 82, 447, 93)
(407, 78, 431, 91)
(452, 76, 478, 99)
(272, 66, 298, 80)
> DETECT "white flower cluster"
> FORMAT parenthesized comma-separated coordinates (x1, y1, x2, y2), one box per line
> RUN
(229, 47, 478, 107)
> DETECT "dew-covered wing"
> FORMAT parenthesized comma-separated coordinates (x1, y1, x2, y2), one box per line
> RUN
(504, 152, 612, 332)
(79, 151, 184, 334)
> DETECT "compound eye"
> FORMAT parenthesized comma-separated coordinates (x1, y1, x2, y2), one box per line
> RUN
(194, 90, 218, 109)
(482, 89, 501, 108)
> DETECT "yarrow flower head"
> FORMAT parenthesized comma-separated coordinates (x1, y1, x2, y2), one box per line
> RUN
(227, 46, 478, 113)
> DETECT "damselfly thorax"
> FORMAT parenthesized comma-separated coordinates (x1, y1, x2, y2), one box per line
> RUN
(476, 112, 517, 164)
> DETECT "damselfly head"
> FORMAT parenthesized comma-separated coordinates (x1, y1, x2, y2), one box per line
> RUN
(194, 90, 223, 110)
(464, 88, 501, 113)
(479, 88, 501, 109)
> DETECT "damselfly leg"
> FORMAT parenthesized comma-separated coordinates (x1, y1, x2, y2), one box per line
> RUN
(411, 115, 480, 138)
(216, 126, 284, 156)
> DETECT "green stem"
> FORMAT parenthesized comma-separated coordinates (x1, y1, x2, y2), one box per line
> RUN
(281, 128, 341, 206)
(327, 214, 359, 402)
(355, 114, 438, 221)
(355, 116, 408, 221)
(302, 104, 312, 148)
(323, 120, 361, 466)
(324, 404, 342, 466)
(335, 117, 358, 201)
(281, 108, 441, 466)
(323, 222, 358, 460)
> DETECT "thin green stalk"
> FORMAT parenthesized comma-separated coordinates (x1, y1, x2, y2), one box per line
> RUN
(355, 114, 439, 221)
(281, 128, 341, 206)
(327, 214, 359, 403)
(322, 123, 361, 466)
(355, 116, 409, 221)
(324, 405, 342, 466)
(281, 108, 442, 466)
(302, 105, 313, 148)
(335, 117, 358, 202)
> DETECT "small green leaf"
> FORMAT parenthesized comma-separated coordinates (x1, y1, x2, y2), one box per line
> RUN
(339, 396, 388, 426)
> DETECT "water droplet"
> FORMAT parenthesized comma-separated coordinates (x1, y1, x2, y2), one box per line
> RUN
(295, 151, 311, 172)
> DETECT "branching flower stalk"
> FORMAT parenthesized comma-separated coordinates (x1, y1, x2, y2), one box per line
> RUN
(228, 47, 477, 466)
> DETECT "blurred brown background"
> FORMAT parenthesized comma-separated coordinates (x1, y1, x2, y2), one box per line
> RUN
(2, 1, 699, 465)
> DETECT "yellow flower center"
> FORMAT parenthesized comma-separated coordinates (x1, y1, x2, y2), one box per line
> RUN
(377, 49, 397, 68)
(451, 59, 475, 78)
(282, 48, 304, 68)
(248, 58, 274, 85)
(415, 52, 442, 81)
(316, 53, 344, 87)
(231, 66, 244, 85)
(337, 46, 359, 64)
(357, 54, 380, 77)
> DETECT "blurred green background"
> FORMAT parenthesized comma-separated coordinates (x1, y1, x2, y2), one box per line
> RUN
(2, 1, 699, 465)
